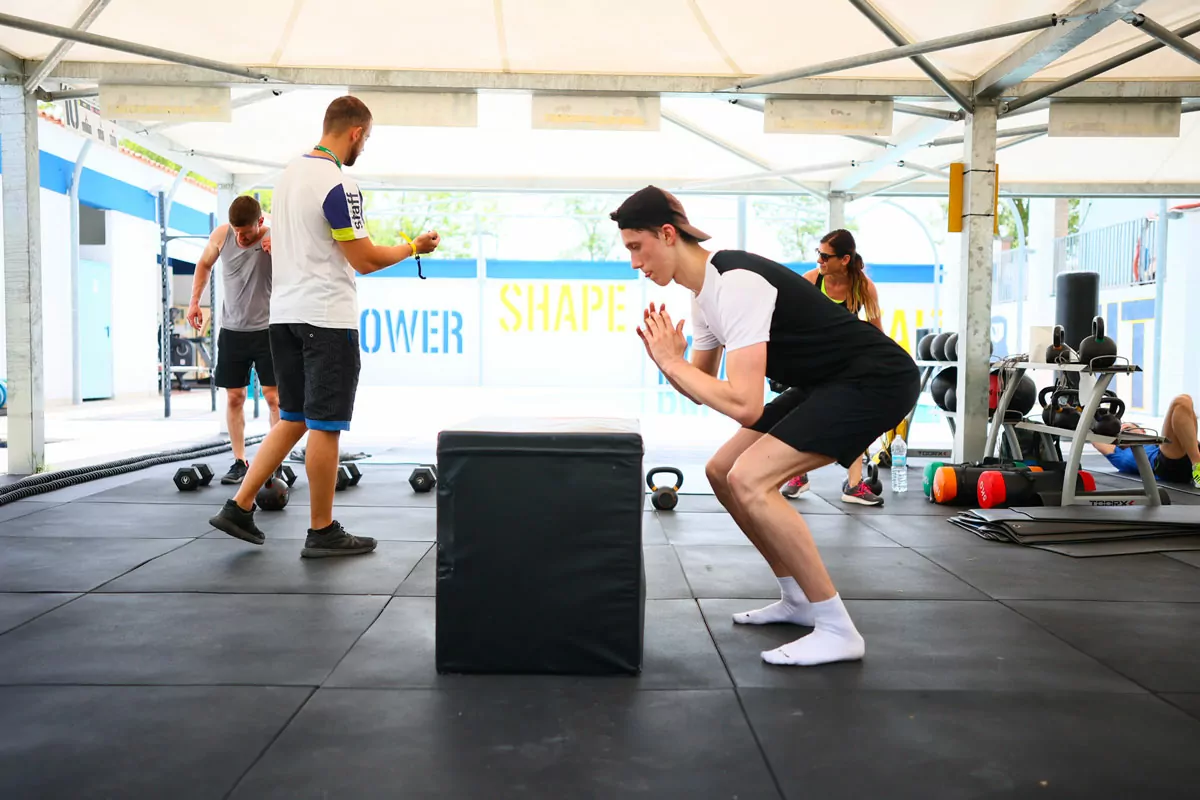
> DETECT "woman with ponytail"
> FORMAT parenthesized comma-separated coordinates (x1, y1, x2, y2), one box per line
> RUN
(780, 229, 887, 506)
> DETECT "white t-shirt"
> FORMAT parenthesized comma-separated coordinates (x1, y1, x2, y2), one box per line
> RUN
(690, 252, 777, 352)
(269, 155, 368, 328)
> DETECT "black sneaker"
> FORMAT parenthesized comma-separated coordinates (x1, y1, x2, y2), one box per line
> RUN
(209, 499, 267, 545)
(301, 521, 377, 559)
(220, 459, 249, 485)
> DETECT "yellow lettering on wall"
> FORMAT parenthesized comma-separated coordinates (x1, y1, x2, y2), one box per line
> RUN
(583, 286, 603, 332)
(500, 284, 521, 332)
(890, 309, 910, 353)
(555, 286, 577, 332)
(608, 285, 626, 332)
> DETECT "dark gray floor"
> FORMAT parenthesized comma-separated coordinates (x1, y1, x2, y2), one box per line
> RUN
(2, 459, 1200, 799)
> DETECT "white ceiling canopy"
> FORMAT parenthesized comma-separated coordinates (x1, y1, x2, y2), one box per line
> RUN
(2, 0, 1197, 197)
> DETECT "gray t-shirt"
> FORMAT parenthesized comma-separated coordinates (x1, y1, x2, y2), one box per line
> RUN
(219, 226, 272, 331)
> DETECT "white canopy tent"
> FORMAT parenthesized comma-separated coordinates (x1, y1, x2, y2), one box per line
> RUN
(1, 0, 1199, 472)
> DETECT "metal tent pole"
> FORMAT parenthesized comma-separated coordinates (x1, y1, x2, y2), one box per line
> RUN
(729, 14, 1060, 91)
(0, 11, 272, 81)
(158, 191, 172, 418)
(208, 211, 217, 413)
(1128, 14, 1200, 67)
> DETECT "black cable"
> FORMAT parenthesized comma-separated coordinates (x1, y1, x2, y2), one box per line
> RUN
(0, 434, 265, 506)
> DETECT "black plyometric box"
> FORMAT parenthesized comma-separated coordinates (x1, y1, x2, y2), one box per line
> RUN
(435, 417, 645, 675)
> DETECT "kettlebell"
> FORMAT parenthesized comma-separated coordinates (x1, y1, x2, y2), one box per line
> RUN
(1091, 396, 1126, 437)
(863, 461, 884, 495)
(647, 467, 683, 511)
(1048, 388, 1082, 431)
(1078, 316, 1118, 370)
(1038, 385, 1056, 425)
(256, 476, 290, 511)
(1045, 325, 1073, 364)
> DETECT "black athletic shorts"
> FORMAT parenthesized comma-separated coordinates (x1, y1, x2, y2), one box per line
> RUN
(1152, 449, 1193, 483)
(750, 357, 921, 468)
(269, 323, 361, 431)
(214, 328, 275, 389)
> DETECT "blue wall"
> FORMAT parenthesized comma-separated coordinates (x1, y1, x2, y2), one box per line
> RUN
(361, 259, 937, 282)
(0, 138, 212, 236)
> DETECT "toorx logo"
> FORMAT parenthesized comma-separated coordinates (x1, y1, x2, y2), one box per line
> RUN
(1089, 500, 1136, 506)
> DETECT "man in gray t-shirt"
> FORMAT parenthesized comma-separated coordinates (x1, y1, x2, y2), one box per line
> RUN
(187, 195, 278, 485)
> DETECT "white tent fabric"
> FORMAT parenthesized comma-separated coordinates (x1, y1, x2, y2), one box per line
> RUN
(2, 0, 1198, 194)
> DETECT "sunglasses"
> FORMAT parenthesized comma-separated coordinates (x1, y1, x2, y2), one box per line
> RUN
(816, 250, 843, 262)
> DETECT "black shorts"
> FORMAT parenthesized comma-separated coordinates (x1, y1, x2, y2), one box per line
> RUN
(750, 362, 921, 468)
(214, 329, 275, 389)
(1153, 449, 1193, 483)
(269, 323, 361, 431)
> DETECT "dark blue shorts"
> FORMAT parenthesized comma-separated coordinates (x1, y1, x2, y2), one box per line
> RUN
(269, 323, 360, 431)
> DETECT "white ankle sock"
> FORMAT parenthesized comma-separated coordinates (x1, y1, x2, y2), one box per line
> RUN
(733, 577, 814, 626)
(760, 594, 865, 666)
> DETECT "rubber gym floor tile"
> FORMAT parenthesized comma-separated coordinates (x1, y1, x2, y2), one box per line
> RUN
(0, 593, 387, 686)
(916, 547, 1200, 602)
(0, 685, 311, 800)
(824, 486, 959, 516)
(1005, 601, 1200, 693)
(739, 689, 1200, 800)
(0, 501, 57, 524)
(395, 545, 692, 600)
(697, 599, 1140, 692)
(201, 506, 437, 541)
(660, 511, 898, 548)
(228, 687, 780, 800)
(1162, 694, 1200, 722)
(675, 546, 986, 601)
(326, 597, 731, 690)
(1164, 550, 1200, 568)
(642, 511, 668, 545)
(860, 514, 1003, 548)
(0, 501, 220, 539)
(97, 538, 432, 596)
(0, 537, 188, 592)
(0, 593, 80, 635)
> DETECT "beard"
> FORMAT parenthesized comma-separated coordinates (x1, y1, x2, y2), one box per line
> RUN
(344, 141, 363, 167)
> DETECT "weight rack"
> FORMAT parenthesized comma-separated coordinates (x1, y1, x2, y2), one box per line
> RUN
(988, 360, 1167, 507)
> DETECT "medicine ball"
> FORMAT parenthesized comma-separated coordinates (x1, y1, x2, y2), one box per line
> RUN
(945, 333, 959, 362)
(1009, 374, 1037, 416)
(944, 385, 957, 413)
(930, 367, 957, 411)
(917, 333, 936, 361)
(931, 332, 953, 361)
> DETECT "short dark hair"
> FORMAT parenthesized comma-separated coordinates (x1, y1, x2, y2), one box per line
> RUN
(228, 195, 261, 227)
(323, 96, 373, 135)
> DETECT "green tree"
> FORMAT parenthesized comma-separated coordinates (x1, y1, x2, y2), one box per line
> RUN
(997, 197, 1031, 244)
(1067, 198, 1084, 235)
(363, 191, 496, 259)
(557, 195, 619, 260)
(120, 139, 217, 190)
(753, 195, 830, 260)
(241, 189, 272, 214)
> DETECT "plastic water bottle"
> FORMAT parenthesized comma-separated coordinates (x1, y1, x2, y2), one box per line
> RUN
(890, 434, 908, 494)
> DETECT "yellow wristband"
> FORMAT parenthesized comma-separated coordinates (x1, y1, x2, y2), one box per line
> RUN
(398, 232, 417, 256)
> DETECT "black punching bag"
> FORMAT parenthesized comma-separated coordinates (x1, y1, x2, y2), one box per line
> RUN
(1055, 272, 1100, 352)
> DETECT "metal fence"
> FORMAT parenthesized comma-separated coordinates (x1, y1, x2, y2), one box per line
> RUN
(993, 246, 1029, 303)
(1052, 217, 1159, 290)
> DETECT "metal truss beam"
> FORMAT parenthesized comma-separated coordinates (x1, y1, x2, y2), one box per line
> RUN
(847, 0, 973, 112)
(854, 180, 1200, 197)
(23, 0, 112, 93)
(1128, 13, 1200, 67)
(0, 11, 272, 82)
(730, 13, 1060, 92)
(975, 0, 1149, 99)
(1003, 14, 1200, 114)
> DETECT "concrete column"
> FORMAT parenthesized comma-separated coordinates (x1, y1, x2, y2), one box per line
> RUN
(736, 195, 747, 250)
(69, 140, 93, 405)
(828, 192, 847, 230)
(954, 103, 998, 463)
(2, 86, 45, 474)
(1052, 197, 1070, 276)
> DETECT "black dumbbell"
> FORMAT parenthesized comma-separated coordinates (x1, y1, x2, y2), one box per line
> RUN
(335, 465, 352, 492)
(409, 466, 437, 494)
(173, 463, 214, 492)
(344, 463, 363, 486)
(647, 467, 683, 511)
(279, 464, 297, 487)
